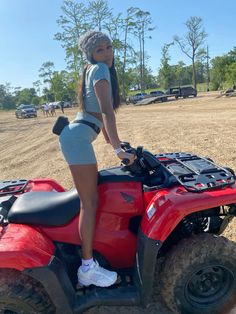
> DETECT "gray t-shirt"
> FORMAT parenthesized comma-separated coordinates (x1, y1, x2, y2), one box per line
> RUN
(84, 62, 112, 113)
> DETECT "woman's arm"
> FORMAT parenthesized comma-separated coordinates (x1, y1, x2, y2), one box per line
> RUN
(102, 127, 110, 143)
(94, 79, 121, 149)
(94, 79, 135, 165)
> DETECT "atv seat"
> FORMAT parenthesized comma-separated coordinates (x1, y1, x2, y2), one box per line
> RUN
(8, 168, 146, 227)
(8, 189, 80, 227)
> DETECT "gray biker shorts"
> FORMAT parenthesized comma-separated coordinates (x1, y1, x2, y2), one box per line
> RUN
(59, 112, 103, 165)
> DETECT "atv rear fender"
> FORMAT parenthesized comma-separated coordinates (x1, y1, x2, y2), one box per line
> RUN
(141, 185, 236, 242)
(0, 223, 55, 270)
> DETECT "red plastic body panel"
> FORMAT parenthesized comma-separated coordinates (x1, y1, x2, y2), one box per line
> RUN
(41, 181, 143, 268)
(28, 178, 66, 192)
(141, 185, 236, 241)
(0, 224, 55, 271)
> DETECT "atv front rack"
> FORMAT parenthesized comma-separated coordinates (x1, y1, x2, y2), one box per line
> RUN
(156, 153, 235, 192)
(0, 179, 29, 196)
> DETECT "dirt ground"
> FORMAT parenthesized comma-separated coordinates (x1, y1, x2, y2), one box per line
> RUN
(0, 91, 236, 313)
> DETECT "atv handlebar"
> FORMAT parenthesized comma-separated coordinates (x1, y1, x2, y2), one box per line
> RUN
(120, 142, 161, 174)
(121, 158, 130, 166)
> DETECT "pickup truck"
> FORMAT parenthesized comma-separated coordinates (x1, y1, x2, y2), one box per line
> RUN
(166, 86, 197, 99)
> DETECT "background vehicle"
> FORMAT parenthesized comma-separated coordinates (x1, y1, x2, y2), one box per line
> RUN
(15, 104, 37, 118)
(129, 92, 148, 104)
(166, 86, 197, 99)
(49, 101, 73, 109)
(63, 101, 73, 108)
(49, 101, 61, 109)
(149, 90, 167, 102)
(0, 143, 236, 314)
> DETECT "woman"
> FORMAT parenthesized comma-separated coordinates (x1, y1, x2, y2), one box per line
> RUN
(59, 31, 135, 288)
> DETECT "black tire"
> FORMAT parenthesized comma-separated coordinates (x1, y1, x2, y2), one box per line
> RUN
(160, 233, 236, 314)
(0, 269, 55, 314)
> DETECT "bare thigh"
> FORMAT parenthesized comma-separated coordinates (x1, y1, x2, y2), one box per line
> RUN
(69, 164, 98, 259)
(69, 164, 98, 207)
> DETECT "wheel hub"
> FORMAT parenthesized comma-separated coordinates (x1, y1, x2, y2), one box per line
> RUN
(185, 265, 234, 305)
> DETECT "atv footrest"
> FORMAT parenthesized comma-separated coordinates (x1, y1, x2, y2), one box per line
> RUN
(74, 285, 139, 313)
(156, 152, 235, 192)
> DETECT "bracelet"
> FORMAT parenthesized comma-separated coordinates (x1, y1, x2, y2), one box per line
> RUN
(114, 147, 123, 155)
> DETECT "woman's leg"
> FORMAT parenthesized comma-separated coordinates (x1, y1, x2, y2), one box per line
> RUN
(69, 163, 98, 260)
(69, 163, 117, 287)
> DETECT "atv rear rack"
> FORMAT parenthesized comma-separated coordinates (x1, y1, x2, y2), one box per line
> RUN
(0, 179, 29, 196)
(156, 153, 235, 192)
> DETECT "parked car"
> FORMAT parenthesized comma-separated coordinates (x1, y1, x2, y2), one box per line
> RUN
(166, 86, 197, 99)
(63, 101, 72, 108)
(129, 93, 148, 104)
(50, 101, 72, 109)
(149, 90, 167, 102)
(49, 102, 61, 109)
(15, 104, 37, 119)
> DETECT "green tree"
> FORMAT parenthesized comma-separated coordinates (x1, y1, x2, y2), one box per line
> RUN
(131, 8, 154, 91)
(225, 62, 236, 87)
(33, 80, 42, 96)
(116, 7, 142, 98)
(210, 56, 230, 90)
(158, 43, 174, 89)
(87, 0, 112, 31)
(50, 70, 76, 102)
(39, 61, 56, 100)
(210, 47, 236, 90)
(39, 61, 54, 84)
(54, 0, 87, 75)
(15, 88, 37, 105)
(0, 83, 15, 109)
(174, 16, 207, 89)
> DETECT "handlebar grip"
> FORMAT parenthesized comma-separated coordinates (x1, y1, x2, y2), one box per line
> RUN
(120, 142, 131, 150)
(121, 158, 130, 166)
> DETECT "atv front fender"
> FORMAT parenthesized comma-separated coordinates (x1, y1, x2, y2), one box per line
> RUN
(0, 223, 55, 270)
(141, 185, 236, 242)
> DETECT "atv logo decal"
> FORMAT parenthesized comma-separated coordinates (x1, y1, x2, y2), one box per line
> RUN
(120, 192, 135, 203)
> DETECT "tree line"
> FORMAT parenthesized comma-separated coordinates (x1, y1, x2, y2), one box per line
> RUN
(1, 0, 236, 110)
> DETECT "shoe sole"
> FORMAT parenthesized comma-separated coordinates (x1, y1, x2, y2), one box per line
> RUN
(78, 275, 117, 287)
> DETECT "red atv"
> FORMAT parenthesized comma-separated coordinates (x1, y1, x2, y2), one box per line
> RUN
(0, 143, 236, 314)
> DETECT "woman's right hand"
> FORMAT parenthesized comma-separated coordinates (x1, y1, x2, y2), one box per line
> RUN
(116, 150, 136, 165)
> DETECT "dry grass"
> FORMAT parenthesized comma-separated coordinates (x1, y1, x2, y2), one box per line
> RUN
(0, 91, 235, 313)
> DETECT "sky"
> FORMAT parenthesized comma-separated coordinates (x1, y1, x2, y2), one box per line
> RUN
(0, 0, 236, 89)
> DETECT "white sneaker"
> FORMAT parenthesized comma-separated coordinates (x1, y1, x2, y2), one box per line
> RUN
(77, 260, 117, 287)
